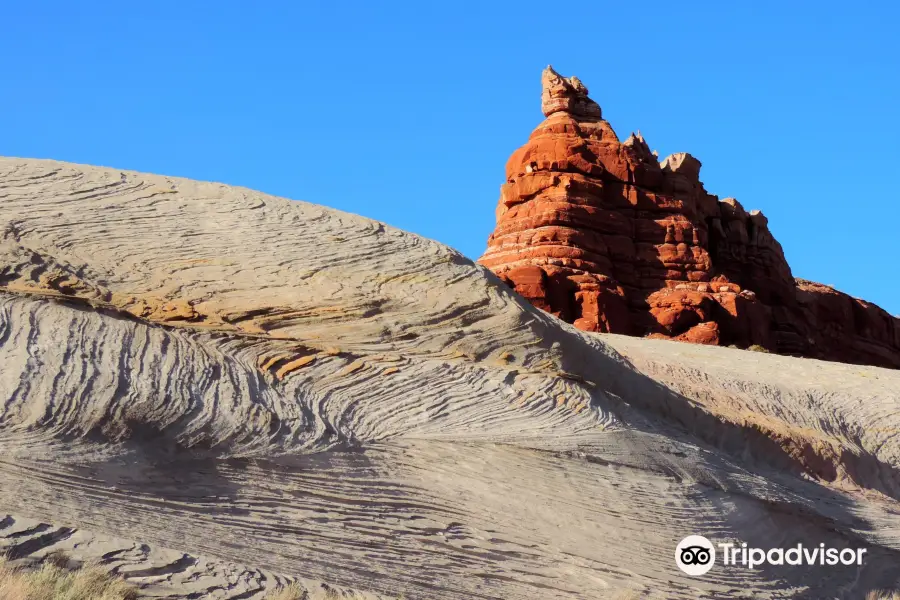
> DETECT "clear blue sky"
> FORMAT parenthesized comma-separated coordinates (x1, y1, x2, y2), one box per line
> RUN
(2, 1, 898, 314)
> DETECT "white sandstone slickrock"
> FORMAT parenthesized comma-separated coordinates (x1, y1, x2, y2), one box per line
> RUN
(0, 157, 899, 599)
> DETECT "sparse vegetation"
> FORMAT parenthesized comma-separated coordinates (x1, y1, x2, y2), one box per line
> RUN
(0, 554, 137, 600)
(0, 555, 402, 600)
(747, 344, 770, 353)
(265, 582, 304, 600)
(867, 591, 900, 600)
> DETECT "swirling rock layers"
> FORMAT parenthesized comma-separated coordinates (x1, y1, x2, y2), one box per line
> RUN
(480, 66, 900, 369)
(1, 157, 900, 598)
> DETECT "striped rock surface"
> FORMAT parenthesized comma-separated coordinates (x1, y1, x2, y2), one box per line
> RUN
(1, 157, 899, 599)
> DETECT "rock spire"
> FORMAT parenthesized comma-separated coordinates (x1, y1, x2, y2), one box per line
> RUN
(479, 68, 900, 369)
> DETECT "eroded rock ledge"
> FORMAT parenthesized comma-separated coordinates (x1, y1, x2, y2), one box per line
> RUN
(479, 66, 900, 369)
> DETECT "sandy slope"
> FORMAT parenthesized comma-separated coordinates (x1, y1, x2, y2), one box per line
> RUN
(0, 157, 898, 599)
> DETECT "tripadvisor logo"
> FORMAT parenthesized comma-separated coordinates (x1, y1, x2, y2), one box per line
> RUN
(676, 535, 716, 576)
(676, 535, 868, 576)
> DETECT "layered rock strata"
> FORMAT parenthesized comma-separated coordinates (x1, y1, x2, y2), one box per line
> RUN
(2, 158, 900, 598)
(479, 66, 900, 369)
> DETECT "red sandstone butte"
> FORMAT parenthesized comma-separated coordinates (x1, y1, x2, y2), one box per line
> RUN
(479, 66, 900, 369)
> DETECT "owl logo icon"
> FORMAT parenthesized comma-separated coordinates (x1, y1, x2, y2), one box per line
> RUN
(676, 535, 716, 576)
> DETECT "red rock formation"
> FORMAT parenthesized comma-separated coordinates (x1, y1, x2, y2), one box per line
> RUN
(479, 66, 900, 369)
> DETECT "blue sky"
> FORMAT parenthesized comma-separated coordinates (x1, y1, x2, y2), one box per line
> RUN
(2, 1, 898, 314)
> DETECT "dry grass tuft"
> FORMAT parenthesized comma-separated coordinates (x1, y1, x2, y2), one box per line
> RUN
(265, 582, 305, 600)
(867, 592, 900, 600)
(0, 554, 137, 600)
(747, 344, 770, 353)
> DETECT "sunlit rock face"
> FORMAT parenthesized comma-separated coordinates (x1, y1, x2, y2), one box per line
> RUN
(479, 66, 900, 369)
(2, 158, 900, 599)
